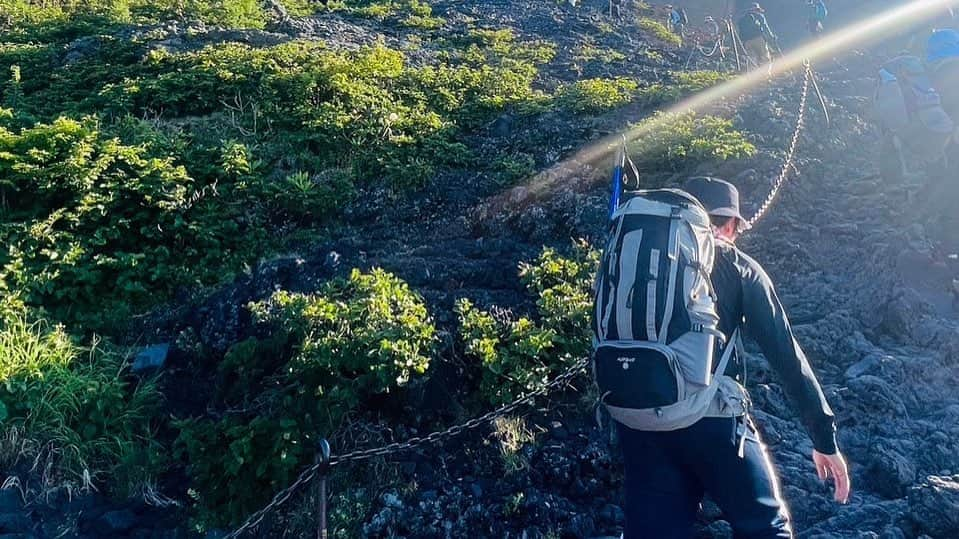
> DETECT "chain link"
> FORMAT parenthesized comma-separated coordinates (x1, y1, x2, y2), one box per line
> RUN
(222, 357, 590, 538)
(746, 61, 812, 229)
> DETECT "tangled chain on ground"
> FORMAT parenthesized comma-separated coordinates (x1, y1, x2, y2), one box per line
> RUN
(222, 357, 591, 538)
(746, 61, 812, 229)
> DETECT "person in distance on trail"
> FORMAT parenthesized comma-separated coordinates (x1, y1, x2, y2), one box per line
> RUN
(704, 15, 721, 41)
(667, 4, 687, 37)
(807, 0, 827, 38)
(738, 2, 778, 70)
(609, 0, 625, 20)
(616, 177, 851, 538)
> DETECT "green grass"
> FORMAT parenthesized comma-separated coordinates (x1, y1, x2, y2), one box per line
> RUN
(0, 309, 162, 496)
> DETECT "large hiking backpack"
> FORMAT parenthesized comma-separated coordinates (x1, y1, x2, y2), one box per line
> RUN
(927, 28, 959, 64)
(874, 56, 954, 159)
(738, 12, 764, 41)
(814, 1, 828, 21)
(592, 189, 741, 431)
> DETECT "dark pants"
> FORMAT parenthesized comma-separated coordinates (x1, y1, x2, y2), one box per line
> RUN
(618, 416, 792, 539)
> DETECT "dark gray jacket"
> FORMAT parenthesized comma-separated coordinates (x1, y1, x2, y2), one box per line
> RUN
(712, 241, 838, 454)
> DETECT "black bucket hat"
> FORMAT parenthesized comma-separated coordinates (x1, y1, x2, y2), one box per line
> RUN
(684, 176, 751, 229)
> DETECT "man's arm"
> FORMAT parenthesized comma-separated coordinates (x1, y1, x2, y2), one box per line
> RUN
(739, 253, 838, 454)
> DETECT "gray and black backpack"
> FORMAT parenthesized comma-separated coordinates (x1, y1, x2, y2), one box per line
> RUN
(592, 189, 743, 432)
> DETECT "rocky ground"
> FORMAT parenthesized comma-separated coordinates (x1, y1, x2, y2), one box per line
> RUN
(6, 0, 959, 538)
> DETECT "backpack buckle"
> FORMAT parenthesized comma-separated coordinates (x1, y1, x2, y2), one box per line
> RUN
(670, 207, 682, 219)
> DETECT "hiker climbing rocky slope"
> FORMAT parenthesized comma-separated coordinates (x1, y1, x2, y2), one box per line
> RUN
(3, 0, 959, 537)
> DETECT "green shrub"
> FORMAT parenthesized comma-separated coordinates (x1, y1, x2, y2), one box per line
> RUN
(0, 114, 267, 330)
(401, 13, 444, 29)
(251, 269, 436, 398)
(493, 152, 537, 185)
(458, 28, 557, 66)
(1, 0, 272, 30)
(556, 77, 638, 114)
(572, 43, 626, 65)
(176, 415, 313, 531)
(457, 242, 597, 405)
(352, 0, 440, 26)
(0, 310, 161, 493)
(639, 70, 733, 106)
(638, 18, 681, 46)
(630, 111, 756, 170)
(178, 268, 436, 529)
(0, 36, 550, 327)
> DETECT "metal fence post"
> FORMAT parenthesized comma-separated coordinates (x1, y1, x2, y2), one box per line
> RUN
(316, 439, 331, 539)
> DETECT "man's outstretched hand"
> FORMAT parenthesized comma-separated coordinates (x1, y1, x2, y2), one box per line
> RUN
(813, 450, 851, 504)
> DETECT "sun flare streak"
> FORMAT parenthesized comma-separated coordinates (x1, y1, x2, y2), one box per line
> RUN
(522, 0, 956, 197)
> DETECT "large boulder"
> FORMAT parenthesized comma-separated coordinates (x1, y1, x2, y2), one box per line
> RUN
(907, 475, 959, 537)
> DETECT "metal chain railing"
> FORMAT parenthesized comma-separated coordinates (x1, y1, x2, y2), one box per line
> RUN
(746, 60, 812, 229)
(222, 56, 819, 539)
(222, 356, 590, 538)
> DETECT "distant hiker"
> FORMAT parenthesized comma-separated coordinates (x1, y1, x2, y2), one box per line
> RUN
(594, 177, 849, 538)
(704, 15, 721, 40)
(874, 55, 954, 182)
(667, 4, 688, 36)
(738, 3, 777, 69)
(609, 0, 626, 20)
(807, 0, 827, 37)
(908, 7, 956, 58)
(927, 28, 959, 125)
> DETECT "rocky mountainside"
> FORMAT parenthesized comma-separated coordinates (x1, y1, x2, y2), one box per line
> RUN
(4, 0, 959, 538)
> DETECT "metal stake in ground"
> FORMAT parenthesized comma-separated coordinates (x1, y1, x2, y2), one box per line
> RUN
(316, 439, 331, 539)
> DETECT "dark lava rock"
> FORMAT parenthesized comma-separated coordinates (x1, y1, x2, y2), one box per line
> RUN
(866, 447, 918, 499)
(92, 510, 137, 536)
(132, 343, 169, 373)
(0, 514, 30, 533)
(491, 114, 515, 138)
(0, 491, 22, 513)
(907, 475, 959, 537)
(598, 503, 625, 525)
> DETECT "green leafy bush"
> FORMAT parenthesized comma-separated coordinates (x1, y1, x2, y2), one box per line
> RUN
(1, 0, 272, 29)
(631, 112, 756, 170)
(638, 18, 682, 46)
(177, 268, 436, 529)
(450, 28, 557, 68)
(0, 114, 266, 330)
(252, 269, 436, 398)
(572, 43, 627, 66)
(457, 242, 597, 405)
(0, 36, 550, 327)
(175, 415, 312, 531)
(352, 0, 442, 28)
(639, 70, 733, 106)
(556, 77, 638, 114)
(493, 152, 537, 185)
(0, 309, 161, 493)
